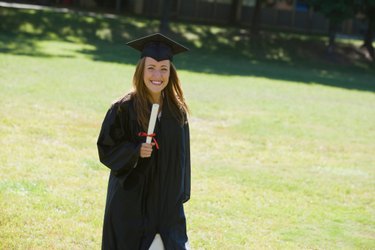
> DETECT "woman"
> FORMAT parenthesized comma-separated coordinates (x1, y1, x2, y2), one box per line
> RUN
(97, 33, 191, 250)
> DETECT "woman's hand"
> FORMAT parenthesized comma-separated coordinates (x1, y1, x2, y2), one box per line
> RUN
(139, 143, 155, 158)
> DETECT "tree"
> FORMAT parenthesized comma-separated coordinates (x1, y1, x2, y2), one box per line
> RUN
(249, 0, 287, 36)
(308, 0, 355, 53)
(230, 0, 243, 25)
(115, 0, 122, 13)
(160, 0, 172, 34)
(355, 0, 375, 60)
(251, 0, 263, 35)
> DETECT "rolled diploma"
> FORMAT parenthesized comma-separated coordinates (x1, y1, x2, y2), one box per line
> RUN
(146, 104, 159, 144)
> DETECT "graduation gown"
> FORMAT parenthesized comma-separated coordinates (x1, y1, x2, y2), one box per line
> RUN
(97, 97, 191, 250)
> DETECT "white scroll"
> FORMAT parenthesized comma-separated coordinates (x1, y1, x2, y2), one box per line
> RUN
(146, 104, 159, 144)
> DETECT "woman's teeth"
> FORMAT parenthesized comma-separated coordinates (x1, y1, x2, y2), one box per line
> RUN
(151, 81, 162, 85)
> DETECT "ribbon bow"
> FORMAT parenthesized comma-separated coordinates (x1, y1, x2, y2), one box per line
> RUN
(138, 132, 159, 149)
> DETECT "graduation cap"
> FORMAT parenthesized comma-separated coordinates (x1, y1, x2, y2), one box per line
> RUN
(126, 33, 189, 61)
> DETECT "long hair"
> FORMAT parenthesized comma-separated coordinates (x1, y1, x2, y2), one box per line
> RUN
(120, 57, 189, 131)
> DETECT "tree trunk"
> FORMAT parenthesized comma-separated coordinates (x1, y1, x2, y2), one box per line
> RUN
(230, 0, 243, 25)
(362, 18, 375, 60)
(115, 0, 121, 13)
(250, 0, 262, 36)
(327, 20, 338, 54)
(160, 0, 172, 34)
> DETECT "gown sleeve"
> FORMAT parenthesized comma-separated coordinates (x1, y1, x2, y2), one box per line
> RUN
(183, 121, 191, 203)
(97, 102, 140, 179)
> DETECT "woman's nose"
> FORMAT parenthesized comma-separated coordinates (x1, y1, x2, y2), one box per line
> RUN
(152, 70, 162, 77)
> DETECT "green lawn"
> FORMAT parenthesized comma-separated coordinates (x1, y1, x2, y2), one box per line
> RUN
(0, 6, 375, 250)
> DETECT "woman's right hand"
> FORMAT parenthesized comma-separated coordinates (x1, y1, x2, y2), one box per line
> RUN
(139, 143, 155, 158)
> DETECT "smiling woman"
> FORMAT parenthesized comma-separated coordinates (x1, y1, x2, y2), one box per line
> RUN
(97, 33, 191, 250)
(143, 57, 170, 102)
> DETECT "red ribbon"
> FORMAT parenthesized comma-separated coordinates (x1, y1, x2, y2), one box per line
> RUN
(138, 132, 159, 149)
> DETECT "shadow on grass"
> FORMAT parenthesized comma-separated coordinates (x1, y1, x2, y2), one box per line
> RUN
(1, 6, 374, 92)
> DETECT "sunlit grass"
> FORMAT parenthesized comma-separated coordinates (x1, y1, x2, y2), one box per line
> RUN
(1, 7, 375, 250)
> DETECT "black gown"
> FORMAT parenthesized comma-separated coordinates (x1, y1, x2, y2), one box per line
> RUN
(97, 96, 191, 250)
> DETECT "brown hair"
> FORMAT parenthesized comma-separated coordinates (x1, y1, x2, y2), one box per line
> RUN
(121, 57, 189, 131)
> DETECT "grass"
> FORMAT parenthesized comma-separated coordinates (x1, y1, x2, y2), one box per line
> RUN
(1, 6, 375, 250)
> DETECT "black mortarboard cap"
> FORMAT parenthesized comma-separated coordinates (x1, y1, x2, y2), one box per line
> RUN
(126, 33, 189, 61)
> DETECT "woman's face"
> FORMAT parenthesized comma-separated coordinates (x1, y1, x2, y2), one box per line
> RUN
(143, 56, 170, 97)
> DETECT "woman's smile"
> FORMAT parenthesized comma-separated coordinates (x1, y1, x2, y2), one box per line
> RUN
(151, 80, 163, 85)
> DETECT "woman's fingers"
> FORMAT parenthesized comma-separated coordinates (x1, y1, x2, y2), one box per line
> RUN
(140, 143, 154, 158)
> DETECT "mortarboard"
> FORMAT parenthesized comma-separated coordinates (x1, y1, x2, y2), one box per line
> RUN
(126, 33, 189, 61)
